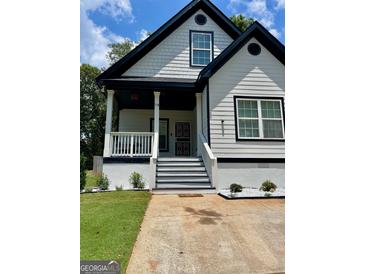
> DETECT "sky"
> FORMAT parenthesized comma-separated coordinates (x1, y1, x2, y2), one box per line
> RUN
(80, 0, 285, 68)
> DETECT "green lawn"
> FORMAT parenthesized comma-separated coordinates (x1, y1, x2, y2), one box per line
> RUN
(85, 171, 99, 188)
(80, 191, 151, 273)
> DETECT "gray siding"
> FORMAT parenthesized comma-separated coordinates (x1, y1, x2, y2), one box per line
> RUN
(209, 38, 285, 158)
(123, 10, 233, 79)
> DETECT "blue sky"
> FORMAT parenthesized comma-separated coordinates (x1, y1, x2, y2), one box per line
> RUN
(81, 0, 285, 68)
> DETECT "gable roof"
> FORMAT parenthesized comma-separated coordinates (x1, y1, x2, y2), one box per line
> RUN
(197, 21, 285, 88)
(96, 0, 242, 86)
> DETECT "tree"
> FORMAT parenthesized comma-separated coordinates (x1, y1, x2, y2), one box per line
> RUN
(80, 64, 105, 169)
(230, 14, 255, 32)
(106, 40, 134, 65)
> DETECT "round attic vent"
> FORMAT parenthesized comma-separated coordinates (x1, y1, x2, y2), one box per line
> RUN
(248, 43, 261, 56)
(195, 14, 207, 25)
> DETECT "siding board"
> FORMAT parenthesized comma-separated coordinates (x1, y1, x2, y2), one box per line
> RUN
(209, 38, 285, 158)
(123, 10, 233, 79)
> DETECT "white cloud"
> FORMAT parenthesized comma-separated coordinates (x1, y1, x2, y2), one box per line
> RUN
(80, 0, 133, 68)
(275, 0, 285, 10)
(228, 0, 281, 37)
(81, 0, 133, 20)
(269, 28, 280, 38)
(138, 29, 149, 42)
(246, 0, 274, 28)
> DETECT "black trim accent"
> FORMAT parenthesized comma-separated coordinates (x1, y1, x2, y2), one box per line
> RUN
(233, 95, 285, 142)
(218, 192, 285, 200)
(195, 14, 207, 25)
(103, 78, 197, 91)
(189, 30, 214, 67)
(150, 118, 170, 152)
(96, 0, 241, 85)
(197, 21, 285, 89)
(103, 157, 150, 163)
(206, 81, 211, 146)
(217, 158, 285, 163)
(248, 43, 261, 56)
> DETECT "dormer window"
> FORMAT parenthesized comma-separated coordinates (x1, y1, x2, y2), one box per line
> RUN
(190, 31, 213, 66)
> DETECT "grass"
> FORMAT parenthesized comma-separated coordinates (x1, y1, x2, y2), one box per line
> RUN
(85, 171, 99, 188)
(80, 191, 151, 273)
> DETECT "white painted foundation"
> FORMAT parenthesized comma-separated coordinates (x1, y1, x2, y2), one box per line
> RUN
(103, 163, 151, 190)
(216, 162, 285, 190)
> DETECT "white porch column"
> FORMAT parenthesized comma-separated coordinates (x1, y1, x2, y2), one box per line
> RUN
(103, 89, 114, 157)
(196, 93, 202, 156)
(153, 91, 160, 135)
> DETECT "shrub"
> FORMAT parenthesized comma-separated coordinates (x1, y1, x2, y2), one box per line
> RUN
(129, 172, 145, 189)
(80, 154, 87, 191)
(97, 174, 110, 190)
(115, 185, 123, 191)
(260, 180, 277, 192)
(84, 187, 93, 193)
(230, 183, 243, 193)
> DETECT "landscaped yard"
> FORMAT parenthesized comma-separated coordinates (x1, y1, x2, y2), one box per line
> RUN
(80, 191, 151, 273)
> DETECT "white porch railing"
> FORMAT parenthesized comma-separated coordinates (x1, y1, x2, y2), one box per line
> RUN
(110, 132, 154, 157)
(199, 133, 218, 189)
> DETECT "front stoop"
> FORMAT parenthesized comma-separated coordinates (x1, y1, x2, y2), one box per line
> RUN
(153, 157, 215, 194)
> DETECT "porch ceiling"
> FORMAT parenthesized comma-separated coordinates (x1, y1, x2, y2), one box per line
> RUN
(115, 89, 197, 111)
(103, 77, 197, 92)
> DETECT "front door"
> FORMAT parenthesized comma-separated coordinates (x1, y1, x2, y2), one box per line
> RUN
(175, 122, 191, 156)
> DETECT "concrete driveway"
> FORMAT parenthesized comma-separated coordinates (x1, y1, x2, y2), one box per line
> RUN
(127, 195, 284, 274)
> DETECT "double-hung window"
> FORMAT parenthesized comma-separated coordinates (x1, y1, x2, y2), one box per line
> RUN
(235, 97, 285, 140)
(190, 31, 212, 66)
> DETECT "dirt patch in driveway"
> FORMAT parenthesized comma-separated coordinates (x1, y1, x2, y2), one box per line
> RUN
(126, 195, 284, 274)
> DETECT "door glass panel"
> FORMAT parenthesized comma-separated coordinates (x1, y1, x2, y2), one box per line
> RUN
(151, 119, 169, 152)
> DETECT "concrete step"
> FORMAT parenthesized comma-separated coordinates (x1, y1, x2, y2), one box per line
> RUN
(156, 182, 212, 188)
(157, 166, 206, 172)
(156, 177, 210, 183)
(152, 188, 217, 195)
(158, 157, 202, 162)
(157, 172, 208, 177)
(157, 162, 204, 167)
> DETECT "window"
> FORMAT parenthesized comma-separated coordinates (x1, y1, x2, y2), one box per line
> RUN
(150, 119, 169, 152)
(190, 31, 212, 66)
(235, 97, 284, 140)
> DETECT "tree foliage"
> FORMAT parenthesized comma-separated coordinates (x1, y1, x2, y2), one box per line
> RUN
(230, 14, 255, 32)
(80, 64, 105, 169)
(106, 40, 134, 65)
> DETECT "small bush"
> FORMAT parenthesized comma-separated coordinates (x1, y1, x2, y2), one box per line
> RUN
(264, 192, 272, 197)
(84, 187, 93, 193)
(115, 185, 123, 191)
(129, 172, 145, 189)
(230, 183, 243, 193)
(97, 174, 110, 190)
(80, 155, 87, 191)
(260, 180, 277, 192)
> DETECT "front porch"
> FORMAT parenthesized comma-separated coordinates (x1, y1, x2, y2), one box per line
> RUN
(103, 79, 204, 158)
(101, 78, 217, 191)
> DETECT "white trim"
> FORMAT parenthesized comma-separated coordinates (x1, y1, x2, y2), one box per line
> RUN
(235, 98, 285, 140)
(191, 32, 212, 66)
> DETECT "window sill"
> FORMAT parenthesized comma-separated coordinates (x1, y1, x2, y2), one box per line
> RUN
(236, 138, 285, 142)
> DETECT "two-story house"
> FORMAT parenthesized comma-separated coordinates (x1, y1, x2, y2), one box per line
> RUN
(96, 0, 285, 192)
